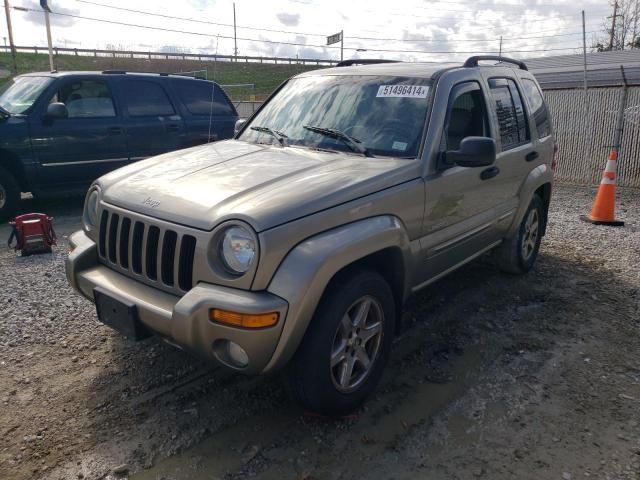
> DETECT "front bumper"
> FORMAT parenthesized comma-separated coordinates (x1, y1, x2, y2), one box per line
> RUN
(65, 230, 288, 374)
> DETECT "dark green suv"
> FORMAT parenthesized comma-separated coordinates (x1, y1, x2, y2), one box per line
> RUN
(0, 71, 238, 220)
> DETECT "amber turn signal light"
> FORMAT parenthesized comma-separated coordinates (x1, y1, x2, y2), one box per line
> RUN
(210, 309, 279, 329)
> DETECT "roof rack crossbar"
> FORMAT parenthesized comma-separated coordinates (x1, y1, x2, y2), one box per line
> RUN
(336, 59, 401, 67)
(463, 55, 528, 71)
(101, 70, 173, 76)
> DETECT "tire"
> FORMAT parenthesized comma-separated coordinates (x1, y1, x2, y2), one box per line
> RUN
(0, 166, 20, 223)
(284, 270, 396, 416)
(496, 194, 545, 274)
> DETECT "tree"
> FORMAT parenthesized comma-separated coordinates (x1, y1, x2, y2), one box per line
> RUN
(599, 0, 640, 50)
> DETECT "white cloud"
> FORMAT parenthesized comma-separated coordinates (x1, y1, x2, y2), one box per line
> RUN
(276, 12, 300, 27)
(0, 0, 612, 62)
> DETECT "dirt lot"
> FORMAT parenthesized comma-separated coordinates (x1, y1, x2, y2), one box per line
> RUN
(1, 185, 639, 480)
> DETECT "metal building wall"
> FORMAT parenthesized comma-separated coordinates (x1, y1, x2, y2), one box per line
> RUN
(545, 86, 640, 188)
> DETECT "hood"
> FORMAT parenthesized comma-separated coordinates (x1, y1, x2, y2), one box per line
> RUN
(100, 140, 421, 232)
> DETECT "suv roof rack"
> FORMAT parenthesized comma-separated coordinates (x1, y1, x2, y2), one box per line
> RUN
(101, 70, 172, 76)
(463, 55, 528, 71)
(336, 59, 401, 67)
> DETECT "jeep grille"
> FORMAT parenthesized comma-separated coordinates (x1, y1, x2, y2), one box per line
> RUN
(98, 208, 197, 292)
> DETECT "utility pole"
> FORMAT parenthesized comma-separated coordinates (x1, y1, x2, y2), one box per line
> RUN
(580, 9, 591, 188)
(613, 65, 629, 156)
(233, 2, 238, 61)
(3, 0, 18, 74)
(632, 0, 639, 48)
(340, 30, 344, 62)
(41, 0, 55, 71)
(582, 10, 588, 94)
(608, 1, 619, 50)
(499, 35, 503, 56)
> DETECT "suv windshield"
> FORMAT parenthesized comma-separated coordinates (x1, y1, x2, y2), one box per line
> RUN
(0, 76, 52, 114)
(240, 75, 431, 158)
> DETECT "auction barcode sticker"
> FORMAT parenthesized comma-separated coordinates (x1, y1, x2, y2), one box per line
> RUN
(376, 85, 429, 98)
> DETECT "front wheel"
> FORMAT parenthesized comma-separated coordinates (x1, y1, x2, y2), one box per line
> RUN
(496, 194, 545, 274)
(284, 270, 396, 416)
(0, 166, 20, 223)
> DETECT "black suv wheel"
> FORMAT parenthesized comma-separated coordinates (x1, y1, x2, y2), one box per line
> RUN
(0, 166, 20, 222)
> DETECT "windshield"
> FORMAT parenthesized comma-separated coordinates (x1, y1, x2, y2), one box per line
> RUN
(0, 76, 52, 114)
(240, 75, 431, 158)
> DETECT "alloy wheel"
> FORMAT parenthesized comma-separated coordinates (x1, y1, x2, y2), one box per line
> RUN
(521, 209, 539, 261)
(330, 295, 384, 393)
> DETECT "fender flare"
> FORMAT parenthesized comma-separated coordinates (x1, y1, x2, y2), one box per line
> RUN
(263, 215, 412, 373)
(506, 164, 553, 238)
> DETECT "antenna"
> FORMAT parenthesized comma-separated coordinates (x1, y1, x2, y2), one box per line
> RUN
(208, 34, 220, 143)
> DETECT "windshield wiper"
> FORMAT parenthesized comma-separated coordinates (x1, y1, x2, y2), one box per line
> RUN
(303, 125, 372, 157)
(0, 105, 11, 118)
(250, 126, 288, 146)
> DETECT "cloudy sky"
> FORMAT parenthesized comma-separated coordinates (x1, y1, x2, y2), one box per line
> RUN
(2, 0, 615, 62)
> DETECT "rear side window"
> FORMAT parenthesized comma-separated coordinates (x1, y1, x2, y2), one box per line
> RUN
(521, 78, 551, 138)
(123, 80, 175, 117)
(489, 78, 530, 150)
(49, 79, 116, 118)
(173, 80, 236, 116)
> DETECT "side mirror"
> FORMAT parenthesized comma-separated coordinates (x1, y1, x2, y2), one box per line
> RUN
(234, 118, 246, 136)
(445, 137, 496, 168)
(45, 102, 68, 120)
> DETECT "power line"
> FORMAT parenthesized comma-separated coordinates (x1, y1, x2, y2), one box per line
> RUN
(68, 0, 604, 45)
(351, 45, 583, 54)
(289, 0, 609, 12)
(350, 30, 600, 43)
(71, 0, 606, 34)
(12, 5, 586, 56)
(71, 0, 328, 37)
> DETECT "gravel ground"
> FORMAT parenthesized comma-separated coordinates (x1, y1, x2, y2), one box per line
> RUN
(0, 184, 639, 480)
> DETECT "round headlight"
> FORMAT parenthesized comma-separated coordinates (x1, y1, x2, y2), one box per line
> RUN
(220, 226, 257, 274)
(83, 188, 100, 229)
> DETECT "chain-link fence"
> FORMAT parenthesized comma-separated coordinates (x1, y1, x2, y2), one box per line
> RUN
(545, 86, 640, 188)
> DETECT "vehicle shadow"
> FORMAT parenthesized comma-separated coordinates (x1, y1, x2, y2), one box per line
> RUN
(80, 248, 635, 479)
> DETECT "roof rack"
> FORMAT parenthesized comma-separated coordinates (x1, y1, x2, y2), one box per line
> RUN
(336, 59, 401, 67)
(101, 70, 173, 76)
(463, 55, 528, 71)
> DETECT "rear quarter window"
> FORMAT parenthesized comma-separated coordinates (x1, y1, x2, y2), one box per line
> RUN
(172, 80, 236, 116)
(521, 78, 552, 138)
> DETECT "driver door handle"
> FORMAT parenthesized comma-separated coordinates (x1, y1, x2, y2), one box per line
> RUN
(525, 151, 539, 162)
(480, 166, 500, 180)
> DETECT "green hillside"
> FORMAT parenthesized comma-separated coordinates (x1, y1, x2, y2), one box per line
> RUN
(0, 51, 326, 100)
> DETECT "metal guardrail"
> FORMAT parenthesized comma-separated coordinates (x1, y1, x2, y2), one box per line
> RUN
(0, 45, 339, 66)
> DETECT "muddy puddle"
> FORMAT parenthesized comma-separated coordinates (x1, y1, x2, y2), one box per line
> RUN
(133, 342, 489, 480)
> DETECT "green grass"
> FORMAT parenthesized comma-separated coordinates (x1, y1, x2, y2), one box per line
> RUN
(0, 51, 326, 100)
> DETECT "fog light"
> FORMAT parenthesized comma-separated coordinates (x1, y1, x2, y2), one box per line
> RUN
(210, 309, 279, 329)
(227, 341, 249, 368)
(213, 339, 249, 369)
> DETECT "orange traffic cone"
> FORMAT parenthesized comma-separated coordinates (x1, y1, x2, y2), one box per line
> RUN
(580, 150, 624, 226)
